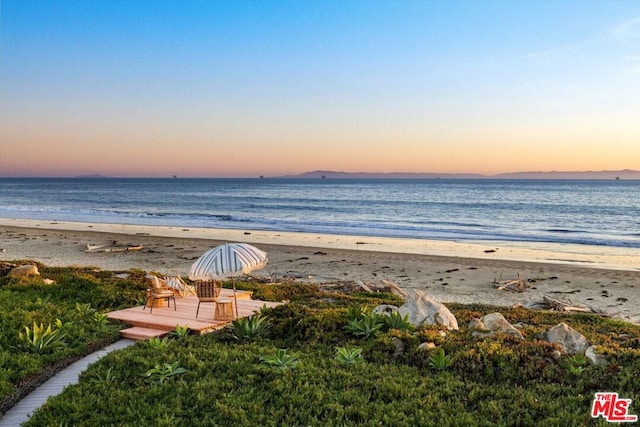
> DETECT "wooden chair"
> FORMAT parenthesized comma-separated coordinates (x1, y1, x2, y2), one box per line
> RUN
(163, 275, 196, 297)
(143, 275, 176, 313)
(195, 280, 222, 318)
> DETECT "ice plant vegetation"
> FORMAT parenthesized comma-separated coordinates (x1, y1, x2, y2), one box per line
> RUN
(2, 264, 640, 425)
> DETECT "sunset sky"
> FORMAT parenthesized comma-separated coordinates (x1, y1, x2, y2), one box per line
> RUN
(1, 1, 639, 178)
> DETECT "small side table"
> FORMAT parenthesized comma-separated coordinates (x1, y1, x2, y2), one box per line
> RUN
(145, 289, 167, 308)
(214, 299, 234, 321)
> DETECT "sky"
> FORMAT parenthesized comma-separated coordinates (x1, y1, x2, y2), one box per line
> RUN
(1, 0, 639, 178)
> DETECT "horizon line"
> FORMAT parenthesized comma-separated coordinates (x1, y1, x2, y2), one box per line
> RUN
(1, 168, 638, 180)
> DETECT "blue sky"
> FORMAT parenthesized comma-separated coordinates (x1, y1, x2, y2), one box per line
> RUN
(1, 0, 639, 177)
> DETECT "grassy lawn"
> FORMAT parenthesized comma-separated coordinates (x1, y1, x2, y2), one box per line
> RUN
(2, 263, 639, 425)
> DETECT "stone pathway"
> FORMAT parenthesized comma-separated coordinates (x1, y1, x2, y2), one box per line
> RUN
(0, 339, 136, 426)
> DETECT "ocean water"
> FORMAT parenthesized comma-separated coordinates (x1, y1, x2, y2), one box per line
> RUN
(0, 178, 639, 248)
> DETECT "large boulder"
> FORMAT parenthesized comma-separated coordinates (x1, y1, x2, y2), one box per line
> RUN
(398, 290, 458, 330)
(545, 322, 589, 355)
(469, 312, 524, 340)
(7, 264, 40, 278)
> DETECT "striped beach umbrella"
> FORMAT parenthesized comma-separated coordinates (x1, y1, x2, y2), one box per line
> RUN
(189, 243, 268, 318)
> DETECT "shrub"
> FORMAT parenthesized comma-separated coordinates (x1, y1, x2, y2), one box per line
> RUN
(89, 367, 116, 385)
(257, 304, 272, 316)
(344, 312, 383, 338)
(75, 302, 95, 317)
(92, 312, 109, 327)
(171, 325, 190, 340)
(146, 336, 171, 349)
(231, 314, 270, 343)
(565, 354, 588, 376)
(383, 311, 414, 332)
(429, 348, 453, 370)
(16, 320, 67, 353)
(236, 282, 322, 302)
(346, 305, 369, 322)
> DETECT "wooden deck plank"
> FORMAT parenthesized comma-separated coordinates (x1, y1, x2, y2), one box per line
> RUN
(107, 288, 282, 336)
(120, 327, 170, 340)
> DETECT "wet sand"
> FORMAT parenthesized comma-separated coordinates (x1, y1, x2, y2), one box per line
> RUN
(1, 218, 639, 324)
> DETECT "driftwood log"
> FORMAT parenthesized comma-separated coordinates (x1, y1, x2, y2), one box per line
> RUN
(524, 295, 611, 317)
(493, 272, 531, 292)
(85, 243, 143, 253)
(542, 295, 591, 312)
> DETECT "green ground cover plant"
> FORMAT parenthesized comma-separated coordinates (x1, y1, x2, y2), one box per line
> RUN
(0, 262, 147, 413)
(2, 263, 639, 425)
(145, 361, 188, 385)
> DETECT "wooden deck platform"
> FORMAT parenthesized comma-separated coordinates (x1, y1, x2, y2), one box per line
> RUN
(107, 288, 282, 339)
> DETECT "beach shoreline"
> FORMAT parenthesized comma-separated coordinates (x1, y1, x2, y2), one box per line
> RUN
(1, 217, 639, 324)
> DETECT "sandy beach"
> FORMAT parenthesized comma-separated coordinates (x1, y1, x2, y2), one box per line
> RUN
(1, 218, 639, 324)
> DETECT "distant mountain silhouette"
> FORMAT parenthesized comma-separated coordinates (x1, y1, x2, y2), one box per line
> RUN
(493, 169, 640, 179)
(278, 169, 640, 180)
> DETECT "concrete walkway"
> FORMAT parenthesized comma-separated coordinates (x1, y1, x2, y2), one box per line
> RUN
(0, 339, 136, 426)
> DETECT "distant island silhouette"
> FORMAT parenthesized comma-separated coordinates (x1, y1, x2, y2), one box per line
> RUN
(279, 169, 640, 180)
(56, 170, 640, 180)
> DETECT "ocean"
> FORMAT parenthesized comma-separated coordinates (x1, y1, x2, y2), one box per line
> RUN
(0, 178, 639, 248)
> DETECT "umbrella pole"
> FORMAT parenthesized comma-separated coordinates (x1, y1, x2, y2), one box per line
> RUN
(232, 277, 239, 319)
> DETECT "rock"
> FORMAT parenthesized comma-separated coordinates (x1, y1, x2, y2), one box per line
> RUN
(469, 313, 524, 340)
(397, 289, 458, 330)
(417, 342, 437, 351)
(373, 304, 399, 316)
(43, 278, 55, 285)
(585, 345, 608, 366)
(550, 350, 562, 360)
(391, 338, 405, 358)
(7, 264, 40, 278)
(545, 322, 589, 355)
(380, 279, 407, 298)
(468, 318, 484, 330)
